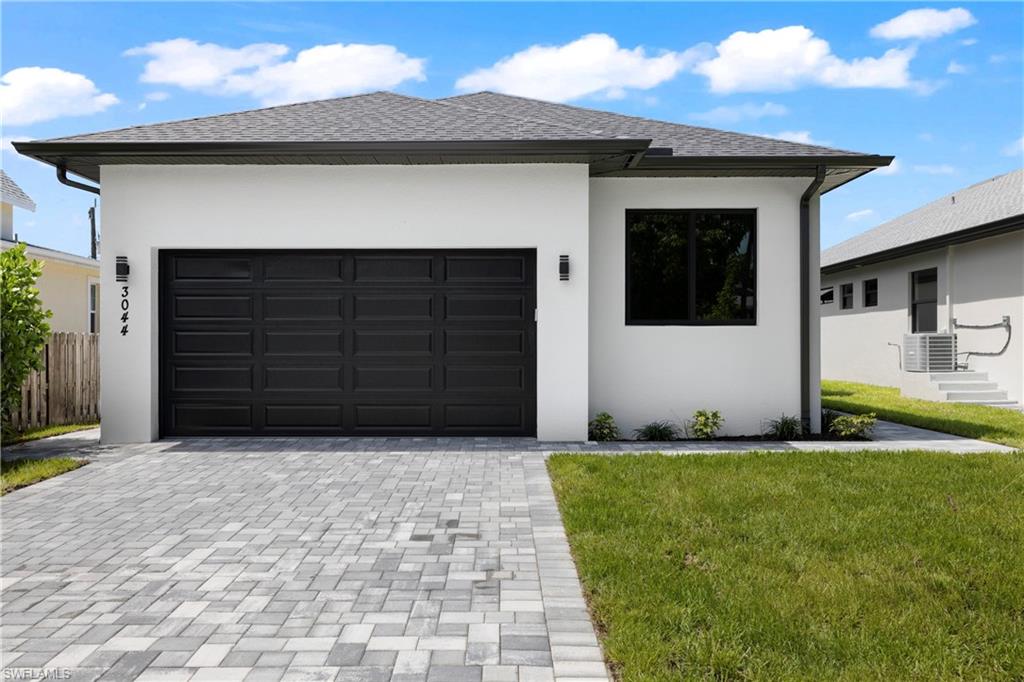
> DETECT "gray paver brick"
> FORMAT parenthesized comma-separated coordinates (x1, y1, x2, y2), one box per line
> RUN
(0, 439, 610, 681)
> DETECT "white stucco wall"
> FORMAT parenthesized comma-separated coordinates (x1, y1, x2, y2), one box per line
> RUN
(100, 164, 591, 443)
(588, 177, 810, 437)
(821, 230, 1023, 403)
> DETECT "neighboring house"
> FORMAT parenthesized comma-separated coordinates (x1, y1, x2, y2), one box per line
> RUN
(0, 170, 101, 334)
(16, 91, 890, 443)
(821, 169, 1023, 408)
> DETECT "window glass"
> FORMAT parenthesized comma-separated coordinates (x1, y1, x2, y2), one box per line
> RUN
(911, 268, 938, 332)
(864, 279, 878, 307)
(694, 212, 756, 322)
(626, 209, 755, 325)
(840, 283, 854, 309)
(820, 287, 834, 305)
(626, 211, 689, 322)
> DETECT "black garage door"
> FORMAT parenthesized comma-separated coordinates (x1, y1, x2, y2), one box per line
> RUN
(159, 250, 536, 437)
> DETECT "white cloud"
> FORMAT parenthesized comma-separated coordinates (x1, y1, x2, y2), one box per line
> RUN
(145, 91, 170, 102)
(960, 38, 978, 46)
(761, 130, 830, 146)
(455, 33, 705, 102)
(690, 101, 788, 124)
(870, 8, 977, 41)
(874, 158, 902, 175)
(126, 38, 426, 105)
(0, 66, 118, 126)
(2, 134, 32, 154)
(1002, 136, 1024, 157)
(846, 209, 875, 221)
(914, 163, 956, 175)
(692, 26, 922, 94)
(946, 60, 969, 74)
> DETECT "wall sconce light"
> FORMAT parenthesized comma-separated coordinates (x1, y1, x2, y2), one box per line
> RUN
(559, 255, 570, 281)
(116, 256, 130, 282)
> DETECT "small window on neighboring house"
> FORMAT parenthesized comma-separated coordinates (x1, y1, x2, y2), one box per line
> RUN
(89, 283, 99, 333)
(840, 283, 854, 309)
(863, 279, 878, 307)
(820, 287, 834, 304)
(911, 268, 938, 332)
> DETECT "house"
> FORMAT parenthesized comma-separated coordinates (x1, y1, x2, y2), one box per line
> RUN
(1, 169, 101, 334)
(16, 91, 890, 443)
(821, 169, 1023, 408)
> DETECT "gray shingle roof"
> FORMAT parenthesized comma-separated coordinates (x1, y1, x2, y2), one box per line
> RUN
(822, 169, 1024, 269)
(443, 91, 864, 157)
(37, 92, 629, 144)
(35, 90, 866, 157)
(0, 170, 36, 212)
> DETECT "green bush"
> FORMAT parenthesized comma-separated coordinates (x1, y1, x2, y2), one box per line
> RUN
(588, 411, 620, 441)
(634, 420, 678, 441)
(764, 414, 804, 440)
(830, 413, 877, 439)
(821, 408, 842, 435)
(1, 244, 51, 430)
(688, 409, 723, 440)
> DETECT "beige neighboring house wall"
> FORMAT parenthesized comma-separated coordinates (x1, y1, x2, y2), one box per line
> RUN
(1, 241, 101, 334)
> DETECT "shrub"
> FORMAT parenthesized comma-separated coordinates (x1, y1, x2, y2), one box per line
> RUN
(634, 420, 678, 441)
(1, 245, 51, 430)
(588, 412, 621, 442)
(688, 409, 723, 440)
(830, 413, 877, 439)
(821, 408, 842, 435)
(763, 414, 804, 440)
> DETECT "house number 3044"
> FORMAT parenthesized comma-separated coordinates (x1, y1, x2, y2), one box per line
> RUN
(120, 285, 130, 336)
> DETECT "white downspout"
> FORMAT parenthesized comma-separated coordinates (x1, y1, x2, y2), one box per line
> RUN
(945, 245, 955, 332)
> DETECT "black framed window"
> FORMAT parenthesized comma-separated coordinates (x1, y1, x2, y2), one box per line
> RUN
(863, 278, 878, 307)
(626, 209, 756, 325)
(820, 286, 834, 305)
(840, 283, 854, 309)
(911, 268, 938, 332)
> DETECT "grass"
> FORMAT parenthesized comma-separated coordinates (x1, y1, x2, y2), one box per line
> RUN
(2, 421, 99, 446)
(1, 456, 85, 495)
(823, 380, 1024, 450)
(548, 450, 1024, 681)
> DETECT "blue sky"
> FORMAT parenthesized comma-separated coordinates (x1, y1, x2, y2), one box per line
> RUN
(2, 2, 1021, 258)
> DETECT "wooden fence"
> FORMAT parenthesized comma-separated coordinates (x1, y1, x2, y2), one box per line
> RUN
(11, 332, 100, 432)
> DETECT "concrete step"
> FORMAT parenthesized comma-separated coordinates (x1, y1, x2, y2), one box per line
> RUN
(937, 381, 999, 391)
(945, 390, 1008, 401)
(930, 371, 988, 382)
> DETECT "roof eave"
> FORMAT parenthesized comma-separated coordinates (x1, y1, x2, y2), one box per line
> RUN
(821, 212, 1024, 275)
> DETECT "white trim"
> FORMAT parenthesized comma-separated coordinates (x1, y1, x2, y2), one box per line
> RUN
(87, 276, 100, 334)
(1, 239, 100, 270)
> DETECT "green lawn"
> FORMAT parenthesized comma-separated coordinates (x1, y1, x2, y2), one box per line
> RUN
(2, 422, 99, 446)
(549, 451, 1024, 681)
(1, 457, 85, 495)
(823, 380, 1024, 450)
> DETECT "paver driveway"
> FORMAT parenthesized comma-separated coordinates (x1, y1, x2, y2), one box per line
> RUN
(1, 440, 608, 682)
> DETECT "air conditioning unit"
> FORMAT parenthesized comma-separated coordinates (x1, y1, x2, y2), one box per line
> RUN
(903, 333, 956, 372)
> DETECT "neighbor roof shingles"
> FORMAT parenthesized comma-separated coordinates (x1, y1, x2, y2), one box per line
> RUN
(0, 170, 36, 212)
(821, 168, 1024, 269)
(32, 90, 868, 158)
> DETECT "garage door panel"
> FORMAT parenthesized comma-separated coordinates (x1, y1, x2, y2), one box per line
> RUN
(174, 256, 254, 282)
(353, 330, 433, 356)
(173, 366, 253, 392)
(354, 256, 434, 282)
(264, 295, 343, 320)
(173, 330, 254, 356)
(353, 295, 433, 321)
(264, 255, 344, 282)
(445, 294, 525, 320)
(161, 250, 535, 437)
(174, 295, 253, 320)
(264, 330, 344, 356)
(265, 405, 342, 428)
(264, 366, 343, 391)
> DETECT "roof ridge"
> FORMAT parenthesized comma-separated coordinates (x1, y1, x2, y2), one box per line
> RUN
(444, 91, 864, 156)
(434, 96, 622, 141)
(36, 91, 422, 143)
